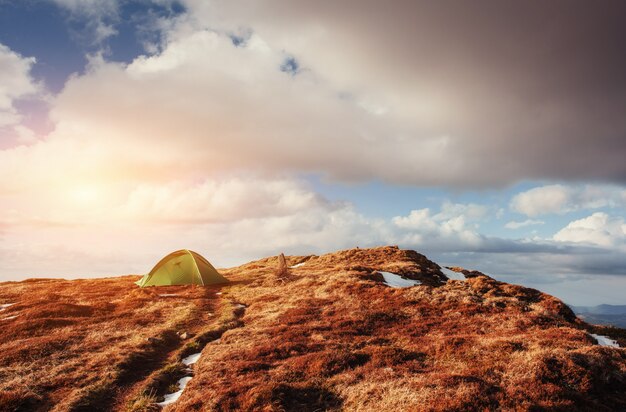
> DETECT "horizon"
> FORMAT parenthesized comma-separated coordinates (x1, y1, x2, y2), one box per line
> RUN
(1, 1, 626, 306)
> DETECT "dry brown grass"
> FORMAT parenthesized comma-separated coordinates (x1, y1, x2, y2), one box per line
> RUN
(0, 276, 225, 411)
(1, 246, 625, 411)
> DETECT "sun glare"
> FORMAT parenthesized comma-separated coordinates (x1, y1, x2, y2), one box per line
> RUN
(69, 186, 100, 204)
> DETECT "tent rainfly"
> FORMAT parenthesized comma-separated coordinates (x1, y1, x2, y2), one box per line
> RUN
(136, 249, 228, 287)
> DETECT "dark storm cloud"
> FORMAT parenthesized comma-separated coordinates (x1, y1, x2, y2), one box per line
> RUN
(195, 0, 626, 186)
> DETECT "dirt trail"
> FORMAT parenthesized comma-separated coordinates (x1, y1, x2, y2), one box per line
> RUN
(108, 287, 224, 412)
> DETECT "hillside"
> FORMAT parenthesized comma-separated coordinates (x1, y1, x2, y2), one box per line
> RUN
(1, 246, 625, 411)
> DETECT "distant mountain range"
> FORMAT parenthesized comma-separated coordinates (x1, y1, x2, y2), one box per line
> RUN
(571, 304, 626, 328)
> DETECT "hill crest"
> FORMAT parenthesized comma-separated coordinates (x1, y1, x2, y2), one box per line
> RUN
(0, 246, 625, 411)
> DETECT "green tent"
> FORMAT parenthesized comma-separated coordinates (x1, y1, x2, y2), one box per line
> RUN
(136, 249, 228, 287)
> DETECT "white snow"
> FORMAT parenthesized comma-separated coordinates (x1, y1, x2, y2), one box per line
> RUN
(1, 315, 17, 321)
(234, 304, 246, 309)
(156, 345, 205, 406)
(0, 303, 15, 311)
(156, 376, 193, 406)
(182, 352, 201, 366)
(379, 272, 421, 288)
(159, 294, 179, 297)
(590, 333, 620, 348)
(215, 292, 222, 295)
(441, 267, 466, 281)
(289, 262, 306, 268)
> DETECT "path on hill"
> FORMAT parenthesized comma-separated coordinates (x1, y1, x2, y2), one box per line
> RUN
(107, 286, 226, 412)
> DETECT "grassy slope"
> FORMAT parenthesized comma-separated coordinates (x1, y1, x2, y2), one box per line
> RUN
(1, 246, 625, 411)
(0, 276, 232, 411)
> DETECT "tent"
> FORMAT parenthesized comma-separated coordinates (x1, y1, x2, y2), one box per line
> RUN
(136, 249, 228, 287)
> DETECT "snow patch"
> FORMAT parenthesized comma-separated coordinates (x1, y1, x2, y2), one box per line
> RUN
(441, 267, 466, 281)
(234, 304, 246, 309)
(216, 292, 222, 295)
(590, 333, 620, 348)
(159, 294, 179, 297)
(1, 315, 17, 321)
(182, 352, 201, 366)
(157, 376, 193, 406)
(289, 262, 306, 268)
(0, 303, 15, 311)
(379, 272, 421, 288)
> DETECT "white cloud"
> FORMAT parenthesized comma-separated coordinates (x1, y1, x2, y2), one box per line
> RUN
(2, 171, 626, 305)
(0, 25, 463, 201)
(119, 178, 330, 224)
(553, 212, 626, 247)
(50, 0, 120, 43)
(7, 3, 626, 189)
(510, 185, 570, 216)
(436, 201, 488, 221)
(505, 219, 544, 230)
(0, 176, 385, 277)
(511, 184, 626, 217)
(0, 187, 492, 278)
(0, 43, 40, 134)
(0, 176, 330, 227)
(392, 206, 483, 249)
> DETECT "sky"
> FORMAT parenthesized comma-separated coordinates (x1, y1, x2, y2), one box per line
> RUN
(1, 0, 626, 306)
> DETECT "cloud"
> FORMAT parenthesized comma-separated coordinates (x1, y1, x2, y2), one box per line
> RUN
(436, 201, 489, 221)
(505, 219, 545, 230)
(119, 178, 332, 224)
(511, 184, 626, 216)
(0, 178, 525, 278)
(0, 43, 41, 139)
(0, 176, 332, 227)
(0, 192, 509, 279)
(510, 185, 570, 216)
(553, 212, 626, 248)
(177, 0, 626, 186)
(2, 171, 626, 307)
(0, 176, 383, 277)
(5, 1, 626, 188)
(48, 0, 183, 46)
(50, 0, 121, 43)
(392, 206, 483, 250)
(0, 26, 460, 196)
